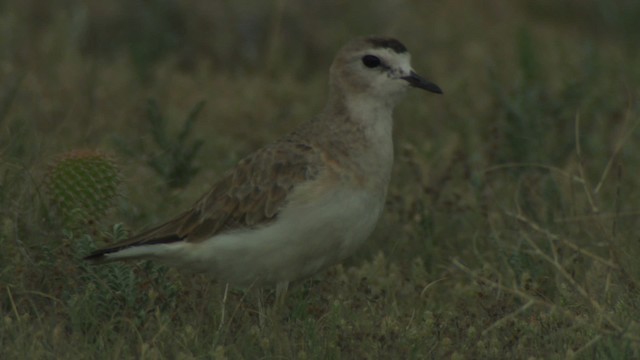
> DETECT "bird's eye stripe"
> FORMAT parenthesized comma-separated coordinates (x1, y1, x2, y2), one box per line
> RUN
(362, 55, 381, 68)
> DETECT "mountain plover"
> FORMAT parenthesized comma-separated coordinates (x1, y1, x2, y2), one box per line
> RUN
(85, 36, 442, 298)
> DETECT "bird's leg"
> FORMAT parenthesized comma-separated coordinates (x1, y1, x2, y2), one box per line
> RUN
(251, 286, 266, 328)
(275, 281, 289, 308)
(217, 283, 229, 333)
(260, 281, 289, 325)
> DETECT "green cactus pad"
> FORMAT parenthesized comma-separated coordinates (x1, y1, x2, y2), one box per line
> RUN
(45, 150, 121, 227)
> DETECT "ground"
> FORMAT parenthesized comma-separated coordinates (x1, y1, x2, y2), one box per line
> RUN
(1, 0, 639, 359)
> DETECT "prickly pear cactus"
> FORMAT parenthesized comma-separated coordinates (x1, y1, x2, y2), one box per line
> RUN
(45, 150, 121, 228)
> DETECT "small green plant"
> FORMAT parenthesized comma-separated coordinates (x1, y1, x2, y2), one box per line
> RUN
(71, 224, 180, 333)
(44, 150, 121, 229)
(146, 99, 205, 188)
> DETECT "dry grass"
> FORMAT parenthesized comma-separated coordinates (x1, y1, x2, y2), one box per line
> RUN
(1, 0, 640, 358)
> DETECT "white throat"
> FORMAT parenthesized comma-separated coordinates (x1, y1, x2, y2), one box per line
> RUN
(346, 93, 395, 146)
(342, 93, 395, 184)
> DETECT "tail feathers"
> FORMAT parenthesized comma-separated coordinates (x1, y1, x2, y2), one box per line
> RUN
(83, 246, 132, 263)
(83, 245, 144, 263)
(84, 234, 184, 263)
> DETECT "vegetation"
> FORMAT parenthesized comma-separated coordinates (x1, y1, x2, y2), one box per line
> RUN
(44, 150, 121, 228)
(1, 0, 639, 358)
(143, 99, 205, 189)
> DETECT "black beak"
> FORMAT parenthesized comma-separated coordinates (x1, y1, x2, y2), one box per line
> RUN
(401, 71, 443, 94)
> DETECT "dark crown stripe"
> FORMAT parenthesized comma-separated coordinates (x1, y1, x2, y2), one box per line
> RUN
(367, 38, 408, 53)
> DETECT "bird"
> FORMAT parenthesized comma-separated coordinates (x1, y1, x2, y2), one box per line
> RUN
(85, 36, 442, 300)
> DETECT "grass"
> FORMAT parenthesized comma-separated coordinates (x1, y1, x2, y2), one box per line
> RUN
(1, 0, 640, 358)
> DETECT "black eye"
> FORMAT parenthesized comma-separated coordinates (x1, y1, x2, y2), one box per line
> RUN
(361, 55, 381, 68)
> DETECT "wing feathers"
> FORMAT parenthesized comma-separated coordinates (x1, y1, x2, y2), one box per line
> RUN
(85, 138, 322, 260)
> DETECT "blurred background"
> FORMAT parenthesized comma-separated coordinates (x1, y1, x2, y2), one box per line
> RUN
(1, 0, 639, 358)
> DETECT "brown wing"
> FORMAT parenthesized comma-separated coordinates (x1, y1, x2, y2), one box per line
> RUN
(85, 139, 322, 259)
